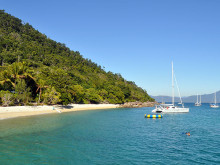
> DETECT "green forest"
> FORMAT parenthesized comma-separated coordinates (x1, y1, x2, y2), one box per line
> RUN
(0, 10, 154, 106)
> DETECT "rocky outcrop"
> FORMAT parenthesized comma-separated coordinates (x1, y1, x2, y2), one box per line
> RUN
(119, 101, 157, 108)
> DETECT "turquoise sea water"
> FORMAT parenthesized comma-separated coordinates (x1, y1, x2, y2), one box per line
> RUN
(0, 103, 220, 165)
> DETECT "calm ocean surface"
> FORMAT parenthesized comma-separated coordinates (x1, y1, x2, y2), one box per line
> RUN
(0, 103, 220, 165)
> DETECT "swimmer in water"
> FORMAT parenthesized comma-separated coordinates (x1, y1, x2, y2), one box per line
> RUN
(186, 132, 190, 136)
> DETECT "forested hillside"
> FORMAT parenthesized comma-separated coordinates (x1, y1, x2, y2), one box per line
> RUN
(0, 10, 154, 105)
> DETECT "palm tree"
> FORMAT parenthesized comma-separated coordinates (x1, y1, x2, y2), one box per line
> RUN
(0, 62, 35, 93)
(0, 69, 15, 88)
(10, 62, 20, 87)
(9, 62, 34, 86)
(36, 79, 47, 103)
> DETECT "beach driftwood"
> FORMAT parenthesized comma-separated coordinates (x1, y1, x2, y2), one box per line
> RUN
(119, 101, 157, 108)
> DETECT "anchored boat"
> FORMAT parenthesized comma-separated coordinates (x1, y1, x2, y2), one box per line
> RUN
(152, 62, 189, 113)
(195, 94, 201, 106)
(210, 92, 219, 108)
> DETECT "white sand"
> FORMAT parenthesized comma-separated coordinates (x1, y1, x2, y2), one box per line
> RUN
(0, 104, 119, 120)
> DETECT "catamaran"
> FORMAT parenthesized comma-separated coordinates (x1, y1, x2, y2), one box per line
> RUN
(152, 62, 189, 113)
(210, 92, 219, 108)
(195, 94, 201, 106)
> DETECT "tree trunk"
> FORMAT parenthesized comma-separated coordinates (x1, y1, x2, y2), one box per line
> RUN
(38, 88, 41, 103)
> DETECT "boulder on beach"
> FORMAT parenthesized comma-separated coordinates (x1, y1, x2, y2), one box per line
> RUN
(119, 101, 157, 108)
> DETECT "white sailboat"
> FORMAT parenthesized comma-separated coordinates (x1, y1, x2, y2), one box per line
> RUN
(210, 92, 219, 108)
(195, 94, 201, 106)
(200, 95, 202, 106)
(152, 62, 189, 113)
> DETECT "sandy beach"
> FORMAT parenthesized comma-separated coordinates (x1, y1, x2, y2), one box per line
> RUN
(0, 104, 119, 120)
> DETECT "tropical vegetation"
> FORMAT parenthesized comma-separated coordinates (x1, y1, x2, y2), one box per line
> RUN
(0, 10, 154, 106)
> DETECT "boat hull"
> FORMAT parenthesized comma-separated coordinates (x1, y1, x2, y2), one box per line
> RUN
(210, 105, 219, 108)
(195, 103, 201, 106)
(152, 107, 189, 113)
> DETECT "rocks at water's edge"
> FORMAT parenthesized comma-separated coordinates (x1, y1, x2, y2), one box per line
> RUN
(119, 101, 158, 108)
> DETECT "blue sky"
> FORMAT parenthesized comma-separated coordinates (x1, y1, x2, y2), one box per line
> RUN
(2, 0, 220, 96)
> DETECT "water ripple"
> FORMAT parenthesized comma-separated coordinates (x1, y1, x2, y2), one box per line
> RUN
(0, 104, 220, 164)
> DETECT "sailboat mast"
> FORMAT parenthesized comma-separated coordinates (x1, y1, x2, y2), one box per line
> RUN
(172, 62, 174, 105)
(197, 94, 198, 103)
(215, 92, 216, 104)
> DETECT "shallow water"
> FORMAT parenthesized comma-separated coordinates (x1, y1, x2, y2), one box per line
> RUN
(0, 103, 220, 164)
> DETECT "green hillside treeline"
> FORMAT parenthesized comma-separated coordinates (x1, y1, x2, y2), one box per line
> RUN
(0, 10, 154, 106)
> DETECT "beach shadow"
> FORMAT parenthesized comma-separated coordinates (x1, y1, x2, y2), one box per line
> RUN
(56, 105, 74, 109)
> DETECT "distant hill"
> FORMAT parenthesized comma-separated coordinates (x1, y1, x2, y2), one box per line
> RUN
(152, 91, 220, 103)
(0, 10, 154, 105)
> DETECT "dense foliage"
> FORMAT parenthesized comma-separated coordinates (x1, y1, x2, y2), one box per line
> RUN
(0, 10, 154, 105)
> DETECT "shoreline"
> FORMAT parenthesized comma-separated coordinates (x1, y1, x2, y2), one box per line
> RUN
(0, 104, 119, 120)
